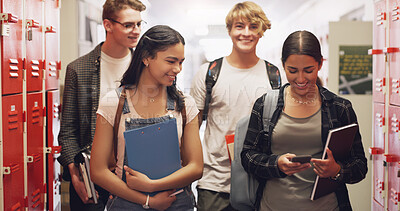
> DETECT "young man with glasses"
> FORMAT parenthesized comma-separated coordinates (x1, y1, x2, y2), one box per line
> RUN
(58, 0, 146, 210)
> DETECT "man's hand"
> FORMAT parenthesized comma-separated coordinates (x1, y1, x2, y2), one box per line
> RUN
(68, 163, 96, 204)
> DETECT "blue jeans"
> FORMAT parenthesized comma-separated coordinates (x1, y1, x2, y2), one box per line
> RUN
(106, 187, 195, 211)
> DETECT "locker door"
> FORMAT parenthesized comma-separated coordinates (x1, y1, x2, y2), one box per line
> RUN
(371, 0, 387, 103)
(371, 103, 386, 207)
(25, 0, 43, 92)
(388, 105, 400, 211)
(1, 0, 23, 95)
(388, 0, 400, 106)
(26, 92, 44, 210)
(44, 0, 60, 90)
(372, 200, 385, 211)
(46, 90, 61, 211)
(1, 94, 24, 211)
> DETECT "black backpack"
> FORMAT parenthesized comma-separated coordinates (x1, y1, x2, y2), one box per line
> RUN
(202, 57, 281, 121)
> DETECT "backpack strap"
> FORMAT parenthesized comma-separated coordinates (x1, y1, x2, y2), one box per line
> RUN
(202, 57, 223, 121)
(113, 86, 126, 165)
(262, 89, 279, 131)
(203, 58, 280, 121)
(264, 61, 281, 90)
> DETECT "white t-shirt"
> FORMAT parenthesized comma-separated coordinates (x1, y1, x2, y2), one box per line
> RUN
(99, 51, 132, 100)
(97, 89, 199, 179)
(190, 57, 274, 193)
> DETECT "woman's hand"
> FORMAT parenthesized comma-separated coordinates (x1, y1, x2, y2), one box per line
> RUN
(125, 165, 154, 192)
(150, 190, 177, 211)
(278, 153, 311, 176)
(311, 148, 341, 178)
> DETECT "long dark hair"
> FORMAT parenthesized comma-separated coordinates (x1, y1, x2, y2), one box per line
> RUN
(120, 25, 186, 111)
(281, 30, 323, 66)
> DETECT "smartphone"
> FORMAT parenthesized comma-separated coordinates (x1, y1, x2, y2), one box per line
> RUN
(290, 155, 312, 163)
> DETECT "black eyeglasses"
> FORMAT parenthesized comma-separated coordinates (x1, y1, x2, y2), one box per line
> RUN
(108, 18, 146, 31)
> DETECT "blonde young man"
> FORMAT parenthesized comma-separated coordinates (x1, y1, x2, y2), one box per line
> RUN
(190, 2, 280, 210)
(57, 0, 146, 210)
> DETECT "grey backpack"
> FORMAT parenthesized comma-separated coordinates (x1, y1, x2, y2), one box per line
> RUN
(230, 90, 279, 211)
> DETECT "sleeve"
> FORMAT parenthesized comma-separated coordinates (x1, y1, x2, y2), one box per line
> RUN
(241, 96, 287, 181)
(336, 100, 368, 184)
(96, 90, 120, 127)
(189, 63, 209, 110)
(57, 65, 82, 167)
(183, 94, 199, 124)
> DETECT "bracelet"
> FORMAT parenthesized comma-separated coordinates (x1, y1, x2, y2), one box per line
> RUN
(142, 194, 150, 209)
(330, 164, 342, 181)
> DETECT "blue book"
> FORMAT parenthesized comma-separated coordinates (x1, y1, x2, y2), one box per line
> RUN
(123, 118, 181, 193)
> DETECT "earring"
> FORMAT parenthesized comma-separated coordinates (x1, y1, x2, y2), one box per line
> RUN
(145, 63, 149, 67)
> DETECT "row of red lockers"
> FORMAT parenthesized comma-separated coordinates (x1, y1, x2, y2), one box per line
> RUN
(2, 0, 62, 210)
(2, 0, 60, 96)
(371, 0, 400, 211)
(2, 91, 62, 211)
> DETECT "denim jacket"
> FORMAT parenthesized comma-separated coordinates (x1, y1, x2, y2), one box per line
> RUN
(241, 83, 367, 211)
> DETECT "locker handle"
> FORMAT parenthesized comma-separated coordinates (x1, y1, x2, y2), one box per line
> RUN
(45, 146, 62, 154)
(369, 147, 384, 155)
(387, 47, 400, 53)
(368, 49, 384, 55)
(26, 19, 39, 28)
(384, 154, 399, 163)
(27, 154, 41, 163)
(0, 13, 18, 23)
(2, 164, 20, 175)
(45, 26, 56, 33)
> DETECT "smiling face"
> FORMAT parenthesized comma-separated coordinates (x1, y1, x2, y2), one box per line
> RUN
(143, 43, 185, 87)
(284, 54, 322, 97)
(229, 18, 261, 54)
(104, 8, 143, 48)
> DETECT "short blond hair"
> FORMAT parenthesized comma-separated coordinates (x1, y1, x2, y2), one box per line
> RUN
(102, 0, 146, 20)
(225, 1, 271, 37)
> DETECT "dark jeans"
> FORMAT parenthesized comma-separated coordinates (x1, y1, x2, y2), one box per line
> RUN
(106, 187, 195, 211)
(69, 181, 109, 211)
(196, 188, 237, 211)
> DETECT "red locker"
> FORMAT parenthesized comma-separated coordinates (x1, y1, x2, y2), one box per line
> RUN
(372, 200, 385, 211)
(44, 0, 60, 90)
(1, 94, 24, 211)
(26, 92, 44, 210)
(25, 0, 43, 92)
(1, 1, 24, 95)
(388, 0, 400, 106)
(371, 103, 386, 207)
(371, 0, 387, 103)
(387, 105, 400, 210)
(46, 90, 61, 211)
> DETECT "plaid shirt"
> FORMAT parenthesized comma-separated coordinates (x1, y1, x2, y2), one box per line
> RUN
(57, 43, 103, 168)
(241, 83, 367, 211)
